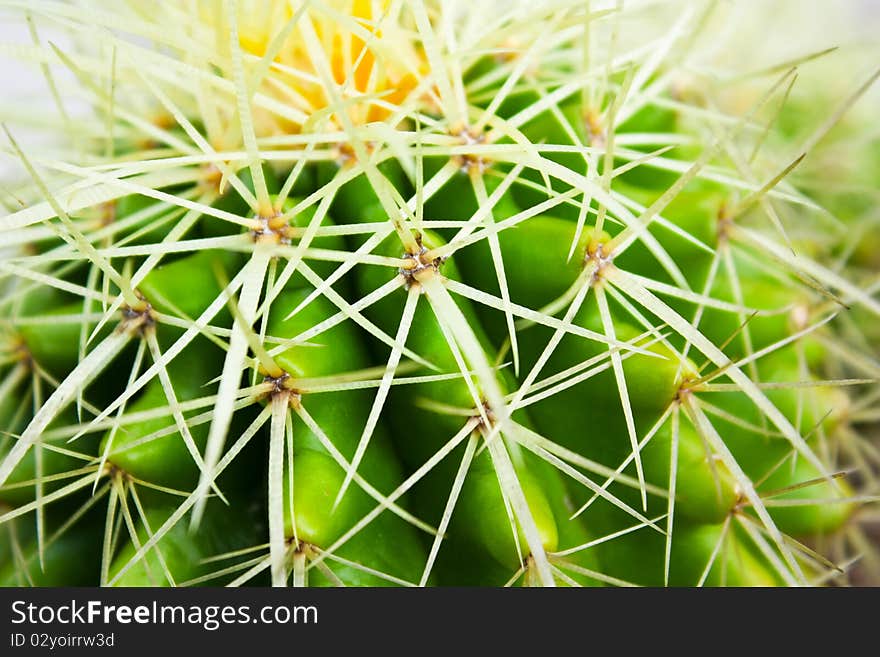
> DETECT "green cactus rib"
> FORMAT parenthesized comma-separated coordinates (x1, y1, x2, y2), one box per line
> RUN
(0, 1, 878, 587)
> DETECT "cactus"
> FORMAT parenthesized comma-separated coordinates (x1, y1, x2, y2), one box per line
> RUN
(1, 0, 878, 587)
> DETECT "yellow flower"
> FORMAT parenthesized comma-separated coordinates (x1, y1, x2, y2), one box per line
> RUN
(227, 0, 428, 130)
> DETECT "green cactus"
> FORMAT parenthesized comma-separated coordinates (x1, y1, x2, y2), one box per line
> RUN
(0, 0, 878, 588)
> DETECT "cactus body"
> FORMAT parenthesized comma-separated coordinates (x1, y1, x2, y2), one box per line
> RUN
(0, 0, 878, 587)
